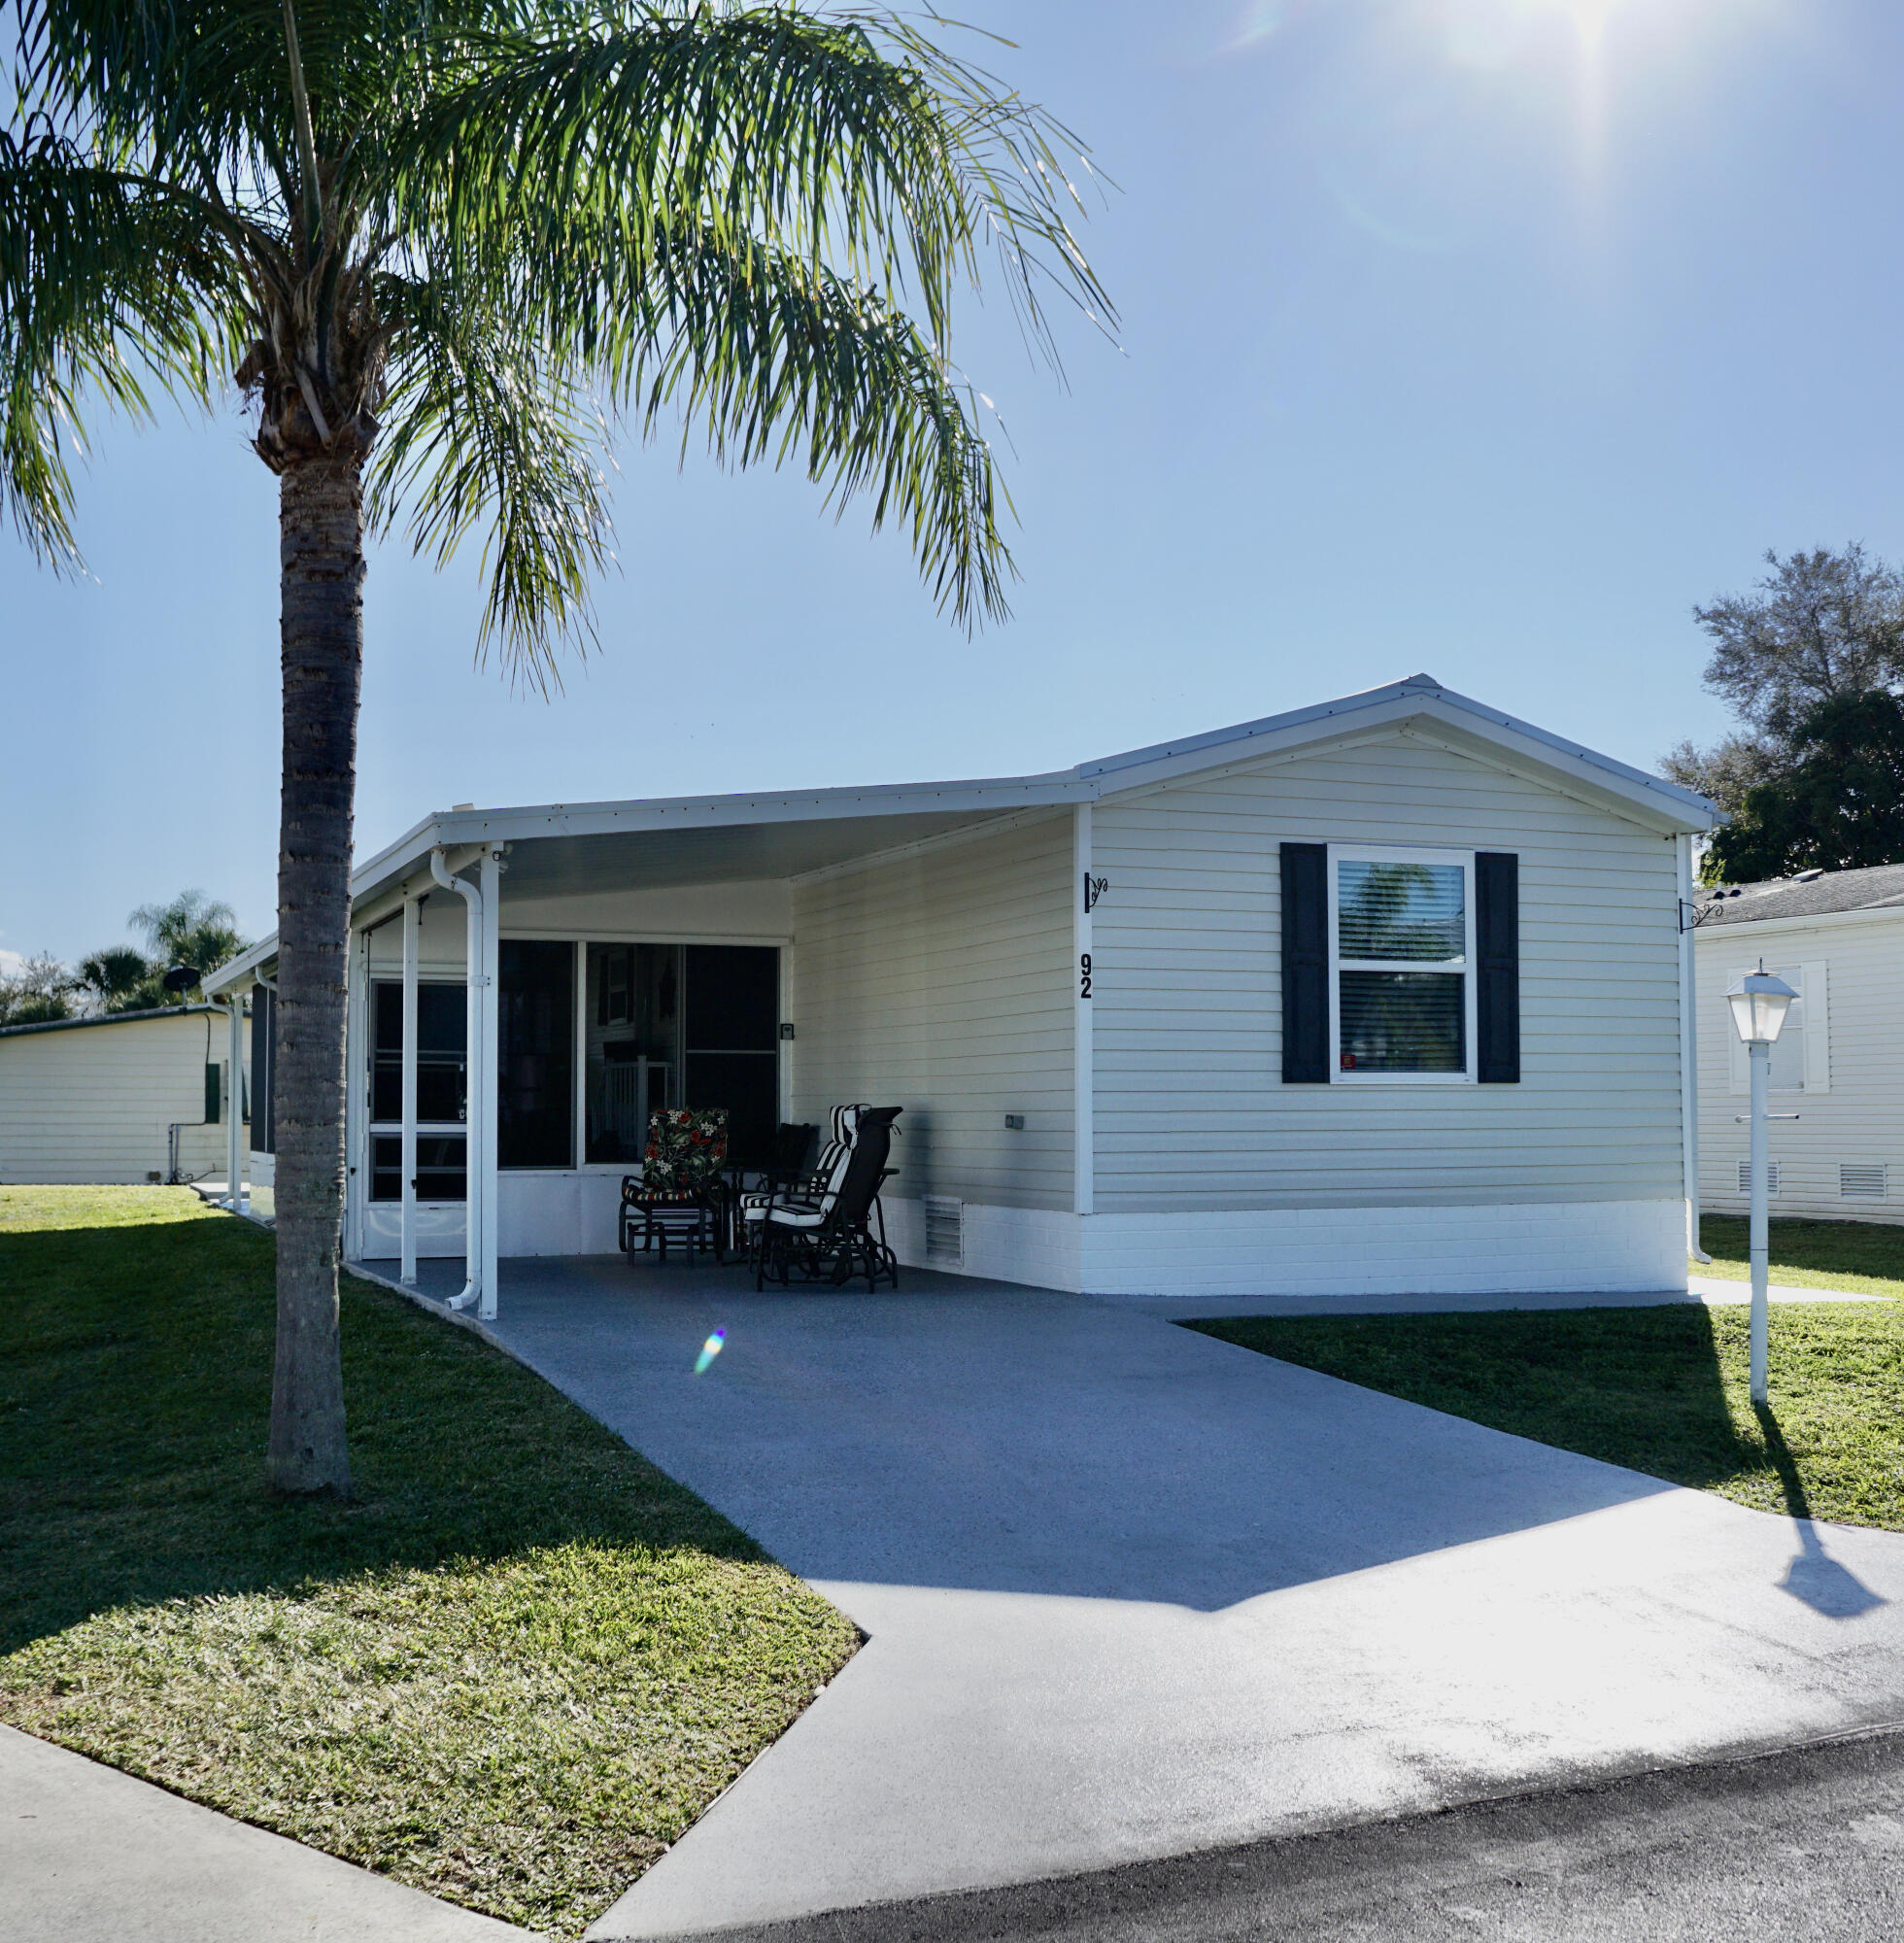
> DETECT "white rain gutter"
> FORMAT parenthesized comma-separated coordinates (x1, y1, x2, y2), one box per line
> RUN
(429, 846, 483, 1312)
(1678, 835, 1712, 1264)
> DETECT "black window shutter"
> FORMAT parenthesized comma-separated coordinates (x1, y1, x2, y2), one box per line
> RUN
(250, 988, 276, 1154)
(1280, 843, 1330, 1083)
(1476, 851, 1520, 1084)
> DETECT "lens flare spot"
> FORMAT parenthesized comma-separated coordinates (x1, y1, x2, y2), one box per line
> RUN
(694, 1328, 727, 1375)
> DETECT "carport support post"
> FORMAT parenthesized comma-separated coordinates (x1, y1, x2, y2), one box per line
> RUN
(225, 992, 246, 1213)
(478, 846, 501, 1320)
(1749, 1038, 1770, 1404)
(399, 891, 420, 1285)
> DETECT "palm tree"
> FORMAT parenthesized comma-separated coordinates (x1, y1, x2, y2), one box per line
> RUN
(3, 1, 1110, 1494)
(132, 889, 247, 984)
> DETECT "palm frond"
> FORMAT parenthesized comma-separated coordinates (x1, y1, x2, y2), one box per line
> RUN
(394, 3, 1114, 374)
(0, 123, 242, 564)
(630, 221, 1015, 629)
(367, 270, 612, 679)
(5, 1, 1111, 642)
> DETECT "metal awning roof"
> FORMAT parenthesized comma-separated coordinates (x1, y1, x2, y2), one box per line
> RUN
(207, 673, 1717, 992)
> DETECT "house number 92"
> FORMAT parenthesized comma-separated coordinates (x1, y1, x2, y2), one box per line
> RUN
(1078, 953, 1093, 1000)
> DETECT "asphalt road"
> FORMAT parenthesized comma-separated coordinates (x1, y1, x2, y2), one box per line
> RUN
(665, 1724, 1904, 1943)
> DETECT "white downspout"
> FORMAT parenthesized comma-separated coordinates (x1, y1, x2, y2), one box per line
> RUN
(429, 847, 483, 1312)
(399, 890, 421, 1286)
(343, 930, 370, 1264)
(1073, 803, 1094, 1223)
(1678, 834, 1711, 1265)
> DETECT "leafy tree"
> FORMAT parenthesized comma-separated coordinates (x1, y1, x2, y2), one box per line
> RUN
(0, 951, 77, 1026)
(1661, 545, 1904, 813)
(1704, 691, 1904, 884)
(3, 2, 1110, 1493)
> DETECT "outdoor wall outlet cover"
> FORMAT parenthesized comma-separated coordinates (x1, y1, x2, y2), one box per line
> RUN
(1003, 1113, 1026, 1130)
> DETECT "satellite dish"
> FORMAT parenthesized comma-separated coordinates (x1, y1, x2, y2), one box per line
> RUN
(161, 965, 203, 994)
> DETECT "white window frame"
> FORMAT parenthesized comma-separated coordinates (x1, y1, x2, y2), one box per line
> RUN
(1327, 842, 1478, 1085)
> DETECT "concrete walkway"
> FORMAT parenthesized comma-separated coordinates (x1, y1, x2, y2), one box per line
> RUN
(373, 1256, 1904, 1940)
(0, 1725, 528, 1943)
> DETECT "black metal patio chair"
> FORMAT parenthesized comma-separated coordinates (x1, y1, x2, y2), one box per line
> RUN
(748, 1105, 901, 1292)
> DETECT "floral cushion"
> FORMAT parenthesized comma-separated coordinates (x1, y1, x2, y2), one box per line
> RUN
(627, 1108, 728, 1197)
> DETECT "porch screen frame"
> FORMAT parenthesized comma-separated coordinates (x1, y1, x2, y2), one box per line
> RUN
(366, 972, 470, 1204)
(497, 928, 795, 1176)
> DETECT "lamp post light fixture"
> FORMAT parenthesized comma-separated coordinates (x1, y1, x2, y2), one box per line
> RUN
(1724, 962, 1799, 1404)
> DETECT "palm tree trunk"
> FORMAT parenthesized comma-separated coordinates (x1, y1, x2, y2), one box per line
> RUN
(267, 452, 362, 1496)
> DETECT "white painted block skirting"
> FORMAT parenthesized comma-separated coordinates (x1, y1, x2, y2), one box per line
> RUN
(881, 1196, 1686, 1301)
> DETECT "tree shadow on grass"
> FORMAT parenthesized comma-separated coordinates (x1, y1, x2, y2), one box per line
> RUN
(0, 1210, 763, 1655)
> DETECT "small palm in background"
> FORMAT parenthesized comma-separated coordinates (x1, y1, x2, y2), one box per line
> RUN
(77, 891, 248, 1010)
(3, 890, 245, 1021)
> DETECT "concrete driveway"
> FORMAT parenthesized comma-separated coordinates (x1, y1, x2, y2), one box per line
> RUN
(391, 1259, 1904, 1939)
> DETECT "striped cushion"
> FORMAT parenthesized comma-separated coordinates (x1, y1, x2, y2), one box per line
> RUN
(759, 1197, 827, 1229)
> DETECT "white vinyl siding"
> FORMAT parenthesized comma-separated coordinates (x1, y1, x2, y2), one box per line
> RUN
(1088, 733, 1684, 1213)
(0, 1010, 248, 1185)
(1699, 918, 1903, 1222)
(790, 813, 1073, 1211)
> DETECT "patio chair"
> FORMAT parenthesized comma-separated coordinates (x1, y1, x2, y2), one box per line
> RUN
(736, 1107, 850, 1220)
(619, 1108, 729, 1263)
(749, 1105, 901, 1291)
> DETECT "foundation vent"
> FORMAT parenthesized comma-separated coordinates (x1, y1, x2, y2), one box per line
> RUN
(1737, 1160, 1781, 1196)
(923, 1195, 965, 1267)
(1840, 1163, 1887, 1201)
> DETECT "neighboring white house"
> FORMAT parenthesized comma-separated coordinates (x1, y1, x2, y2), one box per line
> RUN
(208, 673, 1718, 1312)
(1693, 862, 1904, 1226)
(0, 1004, 250, 1186)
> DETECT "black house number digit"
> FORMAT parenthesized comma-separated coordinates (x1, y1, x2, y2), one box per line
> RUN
(1078, 952, 1093, 1000)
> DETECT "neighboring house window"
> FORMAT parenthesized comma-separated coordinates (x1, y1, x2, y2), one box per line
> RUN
(1330, 850, 1476, 1079)
(1725, 961, 1829, 1097)
(1767, 967, 1806, 1093)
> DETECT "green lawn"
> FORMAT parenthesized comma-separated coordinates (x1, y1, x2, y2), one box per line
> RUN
(0, 1187, 856, 1938)
(1186, 1298, 1904, 1532)
(1696, 1212, 1904, 1298)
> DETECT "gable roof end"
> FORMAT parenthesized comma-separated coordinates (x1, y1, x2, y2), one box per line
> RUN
(1079, 673, 1717, 832)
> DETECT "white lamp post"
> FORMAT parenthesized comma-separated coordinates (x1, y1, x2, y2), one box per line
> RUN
(1724, 962, 1799, 1404)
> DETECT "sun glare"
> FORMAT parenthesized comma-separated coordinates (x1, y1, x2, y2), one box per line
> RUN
(1512, 0, 1626, 51)
(1227, 0, 1742, 65)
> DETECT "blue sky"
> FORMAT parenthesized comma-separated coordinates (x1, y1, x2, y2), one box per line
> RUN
(6, 0, 1901, 965)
